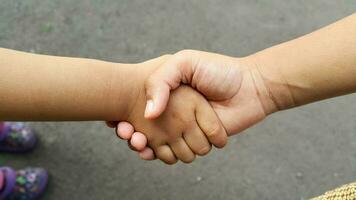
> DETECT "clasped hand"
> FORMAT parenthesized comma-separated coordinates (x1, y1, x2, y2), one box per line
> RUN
(107, 50, 279, 164)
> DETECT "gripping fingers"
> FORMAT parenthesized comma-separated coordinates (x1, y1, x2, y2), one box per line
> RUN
(116, 122, 135, 140)
(169, 138, 195, 163)
(183, 125, 212, 156)
(195, 101, 227, 148)
(130, 132, 147, 151)
(155, 145, 177, 165)
(139, 147, 156, 160)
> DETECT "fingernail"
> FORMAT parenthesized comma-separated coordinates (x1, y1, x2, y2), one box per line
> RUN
(145, 100, 154, 117)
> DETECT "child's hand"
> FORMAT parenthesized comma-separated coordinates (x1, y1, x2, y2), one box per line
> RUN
(128, 85, 226, 164)
(117, 56, 227, 164)
(112, 50, 282, 160)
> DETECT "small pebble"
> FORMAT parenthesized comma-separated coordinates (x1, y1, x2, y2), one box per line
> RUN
(296, 172, 303, 179)
(196, 176, 202, 182)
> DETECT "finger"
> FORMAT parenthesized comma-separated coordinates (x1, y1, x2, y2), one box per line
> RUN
(183, 125, 212, 156)
(144, 55, 193, 119)
(116, 122, 134, 140)
(154, 145, 177, 165)
(195, 101, 228, 148)
(139, 147, 156, 160)
(127, 140, 137, 151)
(144, 82, 170, 119)
(105, 121, 118, 128)
(130, 132, 147, 151)
(169, 138, 195, 163)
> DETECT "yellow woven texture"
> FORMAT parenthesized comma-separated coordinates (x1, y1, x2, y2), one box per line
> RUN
(311, 182, 355, 200)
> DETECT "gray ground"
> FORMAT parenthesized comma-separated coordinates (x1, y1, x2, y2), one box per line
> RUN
(0, 1, 355, 199)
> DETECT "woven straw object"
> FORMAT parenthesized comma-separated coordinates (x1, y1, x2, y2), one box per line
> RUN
(311, 182, 355, 200)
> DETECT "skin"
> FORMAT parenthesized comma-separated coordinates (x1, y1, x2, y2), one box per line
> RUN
(115, 50, 273, 160)
(127, 85, 227, 164)
(115, 13, 356, 160)
(0, 49, 228, 164)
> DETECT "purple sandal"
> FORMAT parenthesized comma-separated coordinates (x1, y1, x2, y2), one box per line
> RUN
(0, 167, 48, 200)
(0, 122, 37, 153)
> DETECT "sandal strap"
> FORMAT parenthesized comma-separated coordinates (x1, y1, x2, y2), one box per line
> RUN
(0, 123, 10, 142)
(0, 167, 16, 200)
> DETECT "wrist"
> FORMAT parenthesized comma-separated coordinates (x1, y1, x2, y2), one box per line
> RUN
(109, 59, 160, 121)
(108, 62, 143, 121)
(239, 54, 296, 113)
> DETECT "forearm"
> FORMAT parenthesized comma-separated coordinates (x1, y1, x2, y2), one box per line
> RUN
(0, 48, 138, 121)
(250, 13, 356, 109)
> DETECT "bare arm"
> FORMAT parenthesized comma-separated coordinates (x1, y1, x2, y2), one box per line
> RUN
(0, 48, 154, 121)
(111, 14, 356, 160)
(251, 13, 356, 110)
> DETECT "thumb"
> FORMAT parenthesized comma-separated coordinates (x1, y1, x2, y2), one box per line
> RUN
(144, 78, 170, 119)
(144, 56, 190, 119)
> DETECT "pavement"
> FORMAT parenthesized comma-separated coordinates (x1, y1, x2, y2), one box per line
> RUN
(0, 0, 355, 199)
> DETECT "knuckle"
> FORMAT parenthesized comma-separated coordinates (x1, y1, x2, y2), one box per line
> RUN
(181, 155, 195, 164)
(197, 145, 212, 156)
(205, 123, 222, 138)
(175, 50, 194, 64)
(164, 158, 178, 165)
(156, 146, 177, 165)
(205, 124, 228, 148)
(215, 136, 228, 149)
(176, 49, 195, 57)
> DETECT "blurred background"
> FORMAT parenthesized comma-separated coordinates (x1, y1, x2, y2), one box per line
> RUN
(0, 0, 355, 199)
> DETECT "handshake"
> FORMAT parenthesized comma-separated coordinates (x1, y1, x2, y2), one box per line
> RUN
(2, 14, 354, 165)
(106, 50, 282, 164)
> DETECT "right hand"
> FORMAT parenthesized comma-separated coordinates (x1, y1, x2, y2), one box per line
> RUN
(112, 50, 280, 160)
